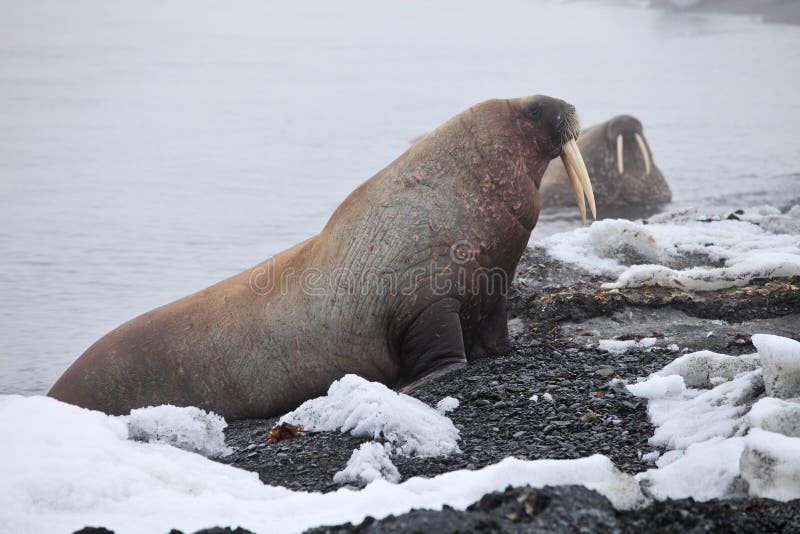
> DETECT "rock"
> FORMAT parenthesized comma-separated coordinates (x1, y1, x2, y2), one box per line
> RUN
(595, 367, 615, 377)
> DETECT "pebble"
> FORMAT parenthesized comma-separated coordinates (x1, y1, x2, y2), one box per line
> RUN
(595, 367, 615, 377)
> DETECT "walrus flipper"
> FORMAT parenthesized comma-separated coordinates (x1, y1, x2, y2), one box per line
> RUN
(398, 297, 467, 390)
(468, 296, 510, 359)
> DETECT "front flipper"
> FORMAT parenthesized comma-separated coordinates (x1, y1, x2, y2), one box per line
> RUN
(397, 297, 467, 392)
(468, 295, 510, 360)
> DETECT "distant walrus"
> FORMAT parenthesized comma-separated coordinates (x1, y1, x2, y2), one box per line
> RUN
(539, 114, 670, 209)
(49, 95, 596, 419)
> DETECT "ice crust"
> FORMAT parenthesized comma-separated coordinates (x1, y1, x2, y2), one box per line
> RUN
(126, 404, 232, 458)
(280, 374, 461, 457)
(540, 207, 800, 291)
(655, 350, 761, 388)
(629, 337, 800, 502)
(435, 396, 460, 414)
(598, 337, 658, 354)
(333, 442, 401, 485)
(752, 334, 800, 399)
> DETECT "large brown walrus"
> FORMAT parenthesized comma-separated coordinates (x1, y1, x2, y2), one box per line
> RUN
(539, 114, 670, 209)
(49, 95, 596, 419)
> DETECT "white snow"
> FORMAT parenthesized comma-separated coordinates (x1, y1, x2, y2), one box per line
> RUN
(654, 350, 761, 388)
(543, 392, 554, 403)
(435, 396, 460, 414)
(333, 442, 400, 485)
(752, 334, 800, 399)
(633, 370, 761, 450)
(0, 394, 646, 534)
(603, 253, 800, 292)
(637, 437, 746, 501)
(598, 337, 658, 353)
(280, 374, 460, 457)
(746, 397, 800, 438)
(740, 428, 800, 501)
(126, 404, 232, 458)
(626, 374, 686, 400)
(641, 451, 660, 464)
(539, 208, 800, 291)
(598, 339, 638, 353)
(629, 335, 800, 502)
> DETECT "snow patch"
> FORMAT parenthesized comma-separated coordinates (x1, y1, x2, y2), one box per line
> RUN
(602, 253, 800, 291)
(634, 370, 761, 450)
(126, 404, 232, 458)
(540, 207, 800, 291)
(654, 350, 760, 388)
(598, 337, 658, 353)
(334, 442, 400, 485)
(629, 334, 800, 502)
(280, 374, 460, 457)
(637, 437, 745, 501)
(741, 428, 800, 501)
(626, 374, 686, 400)
(435, 396, 460, 414)
(746, 397, 800, 438)
(0, 395, 646, 534)
(752, 334, 800, 399)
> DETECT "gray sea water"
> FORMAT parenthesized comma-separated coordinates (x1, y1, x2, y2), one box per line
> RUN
(1, 0, 799, 394)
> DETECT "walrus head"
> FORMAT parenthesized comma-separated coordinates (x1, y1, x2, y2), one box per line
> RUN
(538, 113, 671, 210)
(606, 115, 650, 176)
(512, 96, 596, 224)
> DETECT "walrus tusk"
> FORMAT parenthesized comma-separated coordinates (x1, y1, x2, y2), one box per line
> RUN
(635, 132, 651, 175)
(561, 139, 596, 224)
(616, 134, 624, 175)
(565, 140, 596, 220)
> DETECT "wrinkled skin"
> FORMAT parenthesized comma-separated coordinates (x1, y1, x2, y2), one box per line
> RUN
(539, 115, 670, 209)
(49, 95, 580, 419)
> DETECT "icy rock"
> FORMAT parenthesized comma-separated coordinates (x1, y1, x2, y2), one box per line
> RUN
(752, 334, 800, 399)
(280, 374, 460, 457)
(740, 428, 800, 501)
(655, 350, 761, 388)
(746, 397, 800, 437)
(334, 442, 400, 485)
(126, 404, 232, 458)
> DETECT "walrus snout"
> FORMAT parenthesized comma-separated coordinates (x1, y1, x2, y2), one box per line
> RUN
(518, 96, 581, 155)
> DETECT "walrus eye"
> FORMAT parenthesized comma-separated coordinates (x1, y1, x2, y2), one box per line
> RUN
(561, 139, 597, 225)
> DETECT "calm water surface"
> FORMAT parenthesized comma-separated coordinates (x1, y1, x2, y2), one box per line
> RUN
(1, 0, 799, 394)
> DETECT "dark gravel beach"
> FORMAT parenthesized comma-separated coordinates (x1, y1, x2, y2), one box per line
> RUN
(76, 250, 800, 533)
(214, 250, 800, 532)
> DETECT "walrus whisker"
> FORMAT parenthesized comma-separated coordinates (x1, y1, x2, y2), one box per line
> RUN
(635, 133, 651, 175)
(616, 134, 624, 175)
